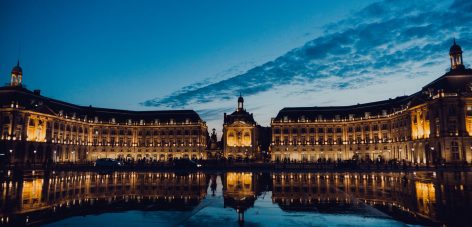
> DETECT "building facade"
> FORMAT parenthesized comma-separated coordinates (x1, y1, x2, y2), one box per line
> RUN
(0, 65, 208, 165)
(222, 95, 261, 160)
(270, 41, 472, 165)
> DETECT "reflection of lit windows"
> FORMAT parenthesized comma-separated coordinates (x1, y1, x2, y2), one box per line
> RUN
(467, 106, 472, 116)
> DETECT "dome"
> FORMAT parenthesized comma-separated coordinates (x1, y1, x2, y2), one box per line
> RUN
(11, 60, 22, 74)
(450, 39, 462, 54)
(238, 95, 244, 103)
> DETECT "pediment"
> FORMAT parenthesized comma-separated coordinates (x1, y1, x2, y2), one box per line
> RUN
(228, 120, 253, 127)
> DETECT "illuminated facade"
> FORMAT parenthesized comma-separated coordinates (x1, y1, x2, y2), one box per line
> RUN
(271, 171, 472, 223)
(222, 95, 260, 159)
(0, 171, 208, 225)
(270, 41, 472, 165)
(0, 64, 208, 165)
(221, 172, 266, 222)
(1, 171, 470, 225)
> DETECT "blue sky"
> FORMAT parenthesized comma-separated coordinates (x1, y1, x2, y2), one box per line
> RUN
(1, 0, 471, 132)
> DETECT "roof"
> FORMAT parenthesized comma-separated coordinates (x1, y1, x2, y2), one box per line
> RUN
(274, 95, 413, 121)
(238, 95, 244, 103)
(224, 109, 256, 125)
(450, 39, 462, 53)
(0, 86, 203, 124)
(11, 60, 22, 74)
(422, 67, 472, 92)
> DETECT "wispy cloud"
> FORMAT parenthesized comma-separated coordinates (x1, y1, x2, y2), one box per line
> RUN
(142, 0, 472, 130)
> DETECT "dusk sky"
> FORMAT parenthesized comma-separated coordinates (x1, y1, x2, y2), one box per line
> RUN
(1, 0, 471, 132)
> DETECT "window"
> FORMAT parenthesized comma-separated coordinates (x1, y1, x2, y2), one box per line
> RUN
(301, 154, 308, 162)
(448, 119, 457, 134)
(374, 135, 379, 143)
(275, 136, 280, 144)
(275, 154, 281, 162)
(382, 133, 388, 142)
(467, 106, 472, 116)
(451, 141, 460, 160)
(435, 118, 440, 137)
(449, 107, 456, 115)
(356, 136, 362, 144)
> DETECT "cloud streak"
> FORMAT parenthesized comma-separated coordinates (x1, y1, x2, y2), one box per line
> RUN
(142, 0, 472, 130)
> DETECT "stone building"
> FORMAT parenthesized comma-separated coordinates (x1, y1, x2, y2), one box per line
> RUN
(0, 64, 208, 165)
(222, 95, 263, 160)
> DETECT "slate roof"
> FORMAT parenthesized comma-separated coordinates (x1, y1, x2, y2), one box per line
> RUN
(224, 109, 256, 125)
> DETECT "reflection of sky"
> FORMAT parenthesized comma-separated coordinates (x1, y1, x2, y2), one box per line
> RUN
(1, 0, 472, 133)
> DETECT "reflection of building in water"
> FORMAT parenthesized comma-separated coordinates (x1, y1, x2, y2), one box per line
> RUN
(222, 172, 266, 222)
(223, 172, 257, 211)
(271, 172, 472, 225)
(270, 41, 472, 165)
(0, 171, 208, 225)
